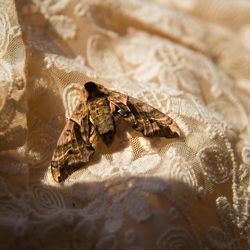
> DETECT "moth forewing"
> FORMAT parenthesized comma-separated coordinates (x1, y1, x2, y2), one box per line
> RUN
(51, 100, 95, 182)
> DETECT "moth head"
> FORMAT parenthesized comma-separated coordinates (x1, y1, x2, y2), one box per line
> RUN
(84, 81, 105, 100)
(84, 81, 98, 93)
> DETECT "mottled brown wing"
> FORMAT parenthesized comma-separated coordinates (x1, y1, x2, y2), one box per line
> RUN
(106, 89, 181, 138)
(51, 102, 95, 183)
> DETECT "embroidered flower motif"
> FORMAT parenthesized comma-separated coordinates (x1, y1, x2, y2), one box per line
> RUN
(157, 226, 200, 250)
(62, 83, 82, 119)
(242, 147, 250, 165)
(89, 144, 161, 179)
(160, 147, 198, 192)
(33, 0, 70, 15)
(0, 59, 13, 111)
(198, 146, 231, 184)
(32, 184, 65, 211)
(75, 173, 168, 234)
(50, 15, 77, 39)
(0, 11, 11, 57)
(44, 54, 95, 76)
(206, 226, 231, 250)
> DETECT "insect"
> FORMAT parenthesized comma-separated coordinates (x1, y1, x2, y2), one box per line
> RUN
(51, 82, 181, 182)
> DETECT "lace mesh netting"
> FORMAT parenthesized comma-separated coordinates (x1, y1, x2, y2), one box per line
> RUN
(0, 0, 249, 249)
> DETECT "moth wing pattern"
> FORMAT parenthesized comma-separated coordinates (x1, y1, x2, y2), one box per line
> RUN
(51, 101, 95, 183)
(106, 87, 181, 138)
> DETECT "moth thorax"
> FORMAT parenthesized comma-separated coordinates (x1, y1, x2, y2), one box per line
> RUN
(88, 97, 115, 135)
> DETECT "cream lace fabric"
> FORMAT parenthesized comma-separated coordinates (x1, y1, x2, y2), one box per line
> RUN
(0, 0, 249, 249)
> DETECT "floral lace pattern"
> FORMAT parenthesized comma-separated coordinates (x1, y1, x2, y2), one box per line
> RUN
(0, 0, 249, 249)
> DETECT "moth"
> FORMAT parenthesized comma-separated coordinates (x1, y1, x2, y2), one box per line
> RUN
(51, 82, 181, 182)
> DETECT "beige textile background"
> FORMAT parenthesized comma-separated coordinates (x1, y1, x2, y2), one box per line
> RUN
(0, 0, 249, 249)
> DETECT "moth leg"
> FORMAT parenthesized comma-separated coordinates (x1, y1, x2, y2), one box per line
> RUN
(88, 122, 98, 146)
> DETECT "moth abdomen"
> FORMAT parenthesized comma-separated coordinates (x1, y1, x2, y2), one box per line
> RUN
(101, 131, 115, 145)
(88, 97, 115, 145)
